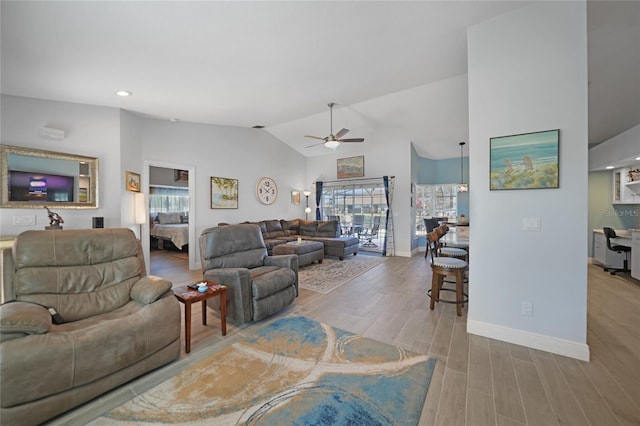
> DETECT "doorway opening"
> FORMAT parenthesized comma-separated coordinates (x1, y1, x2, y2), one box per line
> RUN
(143, 161, 196, 276)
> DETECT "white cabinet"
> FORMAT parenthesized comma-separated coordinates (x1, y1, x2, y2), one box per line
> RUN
(612, 166, 640, 204)
(632, 231, 640, 280)
(593, 231, 627, 269)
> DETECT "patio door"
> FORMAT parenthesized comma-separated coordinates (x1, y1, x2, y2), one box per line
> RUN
(320, 180, 386, 254)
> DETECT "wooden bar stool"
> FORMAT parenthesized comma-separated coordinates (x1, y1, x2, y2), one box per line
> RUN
(426, 230, 468, 316)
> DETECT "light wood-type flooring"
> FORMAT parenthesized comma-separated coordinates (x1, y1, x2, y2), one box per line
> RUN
(51, 249, 640, 426)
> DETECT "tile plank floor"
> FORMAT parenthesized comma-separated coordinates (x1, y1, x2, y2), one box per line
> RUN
(51, 250, 640, 425)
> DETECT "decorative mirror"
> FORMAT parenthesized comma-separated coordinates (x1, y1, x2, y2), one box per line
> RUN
(0, 144, 98, 209)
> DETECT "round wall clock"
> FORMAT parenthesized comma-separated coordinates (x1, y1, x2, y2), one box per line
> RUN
(256, 177, 278, 205)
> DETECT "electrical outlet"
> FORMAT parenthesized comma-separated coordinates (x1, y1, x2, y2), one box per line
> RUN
(12, 215, 36, 226)
(521, 302, 533, 316)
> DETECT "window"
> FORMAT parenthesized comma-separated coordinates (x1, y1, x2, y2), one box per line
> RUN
(415, 184, 459, 235)
(149, 186, 189, 215)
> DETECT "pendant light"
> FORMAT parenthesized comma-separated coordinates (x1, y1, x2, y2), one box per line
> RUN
(457, 141, 468, 193)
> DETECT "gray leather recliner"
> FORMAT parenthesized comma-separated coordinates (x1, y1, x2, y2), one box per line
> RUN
(199, 223, 298, 323)
(0, 228, 181, 426)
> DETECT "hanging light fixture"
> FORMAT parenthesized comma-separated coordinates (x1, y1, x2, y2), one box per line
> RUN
(457, 141, 468, 193)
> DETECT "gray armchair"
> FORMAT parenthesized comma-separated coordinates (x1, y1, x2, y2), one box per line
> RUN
(0, 229, 180, 425)
(199, 223, 298, 323)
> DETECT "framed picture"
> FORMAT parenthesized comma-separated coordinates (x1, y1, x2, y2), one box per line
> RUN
(210, 177, 238, 209)
(291, 191, 301, 205)
(174, 169, 188, 182)
(126, 171, 141, 192)
(337, 156, 365, 179)
(490, 129, 559, 190)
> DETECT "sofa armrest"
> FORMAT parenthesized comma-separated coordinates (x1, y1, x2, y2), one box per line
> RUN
(0, 301, 51, 337)
(131, 276, 173, 304)
(264, 255, 299, 294)
(264, 254, 297, 271)
(203, 268, 253, 323)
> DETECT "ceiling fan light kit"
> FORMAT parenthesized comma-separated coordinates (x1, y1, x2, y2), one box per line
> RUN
(304, 102, 365, 150)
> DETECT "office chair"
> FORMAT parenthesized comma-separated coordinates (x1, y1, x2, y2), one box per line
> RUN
(602, 227, 631, 275)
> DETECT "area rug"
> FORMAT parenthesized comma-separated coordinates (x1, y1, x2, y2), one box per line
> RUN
(91, 316, 436, 426)
(298, 255, 386, 294)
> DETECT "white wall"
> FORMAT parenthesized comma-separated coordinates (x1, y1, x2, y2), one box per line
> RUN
(119, 110, 144, 237)
(467, 2, 589, 360)
(0, 95, 122, 235)
(138, 118, 308, 267)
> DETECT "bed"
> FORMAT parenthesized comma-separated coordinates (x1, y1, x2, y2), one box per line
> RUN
(150, 212, 189, 250)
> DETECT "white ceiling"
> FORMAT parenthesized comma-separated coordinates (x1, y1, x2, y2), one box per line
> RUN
(1, 1, 638, 159)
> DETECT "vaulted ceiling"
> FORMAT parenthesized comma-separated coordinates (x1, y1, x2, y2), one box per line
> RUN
(2, 1, 638, 159)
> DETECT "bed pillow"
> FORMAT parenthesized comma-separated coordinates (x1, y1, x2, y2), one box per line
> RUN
(157, 212, 182, 224)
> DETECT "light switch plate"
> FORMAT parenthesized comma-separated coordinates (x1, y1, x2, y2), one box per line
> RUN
(523, 217, 541, 231)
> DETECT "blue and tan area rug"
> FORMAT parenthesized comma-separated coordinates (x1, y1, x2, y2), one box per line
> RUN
(91, 316, 435, 425)
(298, 255, 386, 294)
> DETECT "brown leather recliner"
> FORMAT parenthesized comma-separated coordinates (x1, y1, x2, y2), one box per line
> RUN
(0, 229, 181, 426)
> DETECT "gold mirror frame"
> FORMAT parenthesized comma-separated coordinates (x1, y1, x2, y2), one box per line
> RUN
(0, 144, 98, 209)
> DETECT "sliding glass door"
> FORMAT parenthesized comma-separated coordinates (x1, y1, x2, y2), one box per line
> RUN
(320, 181, 386, 253)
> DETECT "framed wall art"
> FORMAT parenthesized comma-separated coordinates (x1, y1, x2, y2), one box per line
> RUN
(210, 177, 238, 209)
(490, 129, 559, 190)
(337, 155, 364, 179)
(291, 191, 301, 205)
(125, 171, 141, 192)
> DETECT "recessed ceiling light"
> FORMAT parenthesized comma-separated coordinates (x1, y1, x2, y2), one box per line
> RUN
(605, 166, 614, 169)
(252, 125, 265, 129)
(636, 156, 640, 161)
(116, 90, 132, 97)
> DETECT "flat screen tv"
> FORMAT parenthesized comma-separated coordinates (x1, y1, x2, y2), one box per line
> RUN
(8, 170, 75, 202)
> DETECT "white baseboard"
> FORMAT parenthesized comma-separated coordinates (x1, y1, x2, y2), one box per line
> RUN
(467, 320, 590, 361)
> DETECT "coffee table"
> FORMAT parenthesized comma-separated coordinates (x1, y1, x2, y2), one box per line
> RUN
(172, 281, 227, 353)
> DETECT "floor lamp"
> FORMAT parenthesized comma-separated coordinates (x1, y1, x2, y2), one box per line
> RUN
(303, 191, 311, 220)
(134, 192, 146, 239)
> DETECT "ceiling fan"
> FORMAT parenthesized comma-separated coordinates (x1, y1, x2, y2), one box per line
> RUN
(305, 102, 364, 150)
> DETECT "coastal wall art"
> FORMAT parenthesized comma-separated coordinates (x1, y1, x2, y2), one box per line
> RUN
(490, 129, 559, 190)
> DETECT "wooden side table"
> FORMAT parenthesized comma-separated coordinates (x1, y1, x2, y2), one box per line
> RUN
(172, 281, 227, 353)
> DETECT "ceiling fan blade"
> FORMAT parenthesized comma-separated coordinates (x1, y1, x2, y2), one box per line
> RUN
(334, 128, 349, 138)
(305, 142, 325, 148)
(304, 135, 325, 140)
(339, 138, 365, 143)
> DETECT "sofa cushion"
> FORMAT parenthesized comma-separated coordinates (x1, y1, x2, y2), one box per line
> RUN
(316, 220, 340, 237)
(263, 219, 286, 238)
(263, 239, 287, 253)
(0, 295, 179, 407)
(12, 229, 144, 322)
(200, 224, 267, 270)
(281, 219, 300, 236)
(298, 219, 318, 236)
